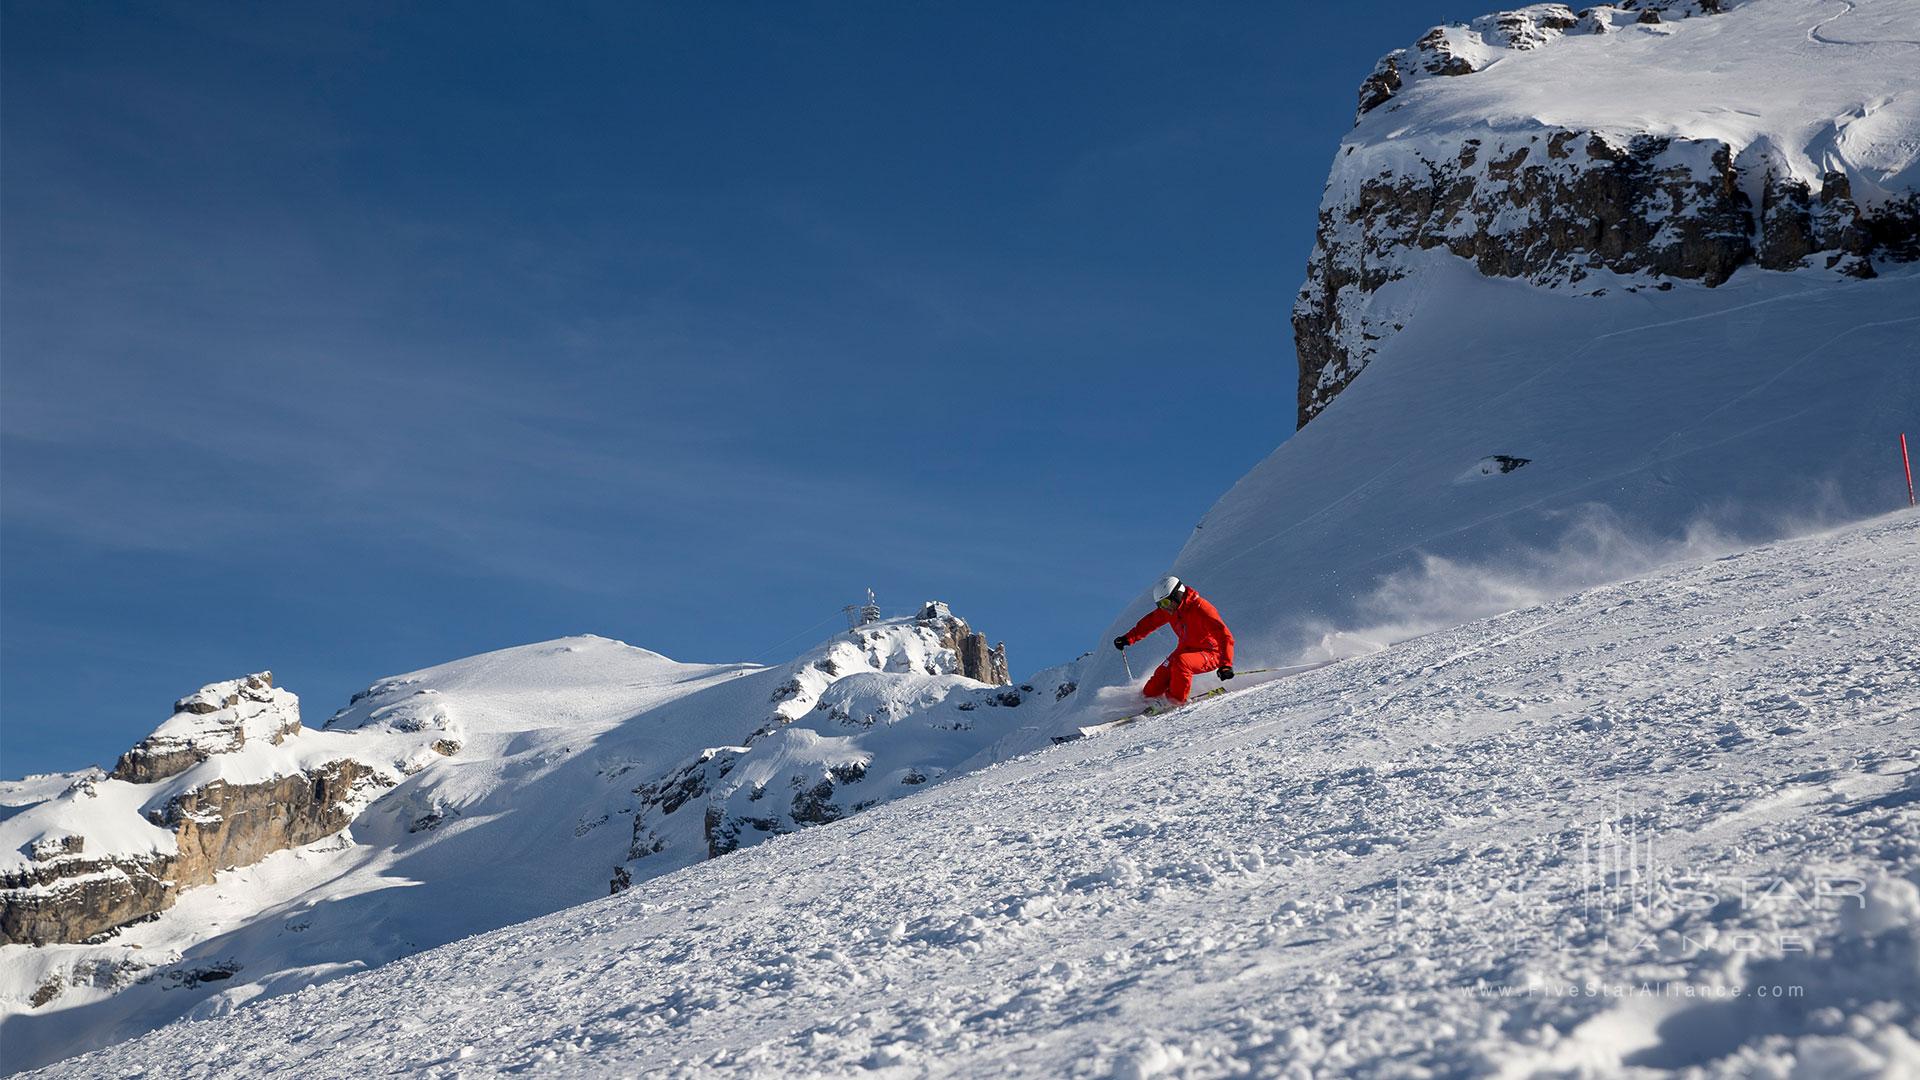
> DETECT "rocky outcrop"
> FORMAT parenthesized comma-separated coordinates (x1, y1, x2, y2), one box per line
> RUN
(1757, 170, 1881, 278)
(1295, 130, 1756, 425)
(698, 759, 876, 858)
(2, 680, 394, 946)
(1294, 1, 1920, 428)
(0, 851, 176, 948)
(626, 727, 887, 862)
(624, 605, 1030, 869)
(162, 762, 382, 883)
(110, 673, 300, 784)
(917, 601, 1010, 685)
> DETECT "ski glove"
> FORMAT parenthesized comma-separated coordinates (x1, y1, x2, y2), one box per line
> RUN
(1218, 666, 1235, 681)
(1113, 636, 1129, 651)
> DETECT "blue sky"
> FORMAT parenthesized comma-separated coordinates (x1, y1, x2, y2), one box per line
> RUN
(2, 1, 1489, 776)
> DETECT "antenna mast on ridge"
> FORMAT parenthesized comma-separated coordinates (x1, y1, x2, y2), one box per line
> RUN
(844, 588, 882, 631)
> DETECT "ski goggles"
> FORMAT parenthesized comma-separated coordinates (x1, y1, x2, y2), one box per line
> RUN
(1156, 594, 1179, 610)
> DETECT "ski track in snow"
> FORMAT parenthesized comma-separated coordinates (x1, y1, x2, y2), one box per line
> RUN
(27, 511, 1920, 1079)
(1809, 0, 1920, 49)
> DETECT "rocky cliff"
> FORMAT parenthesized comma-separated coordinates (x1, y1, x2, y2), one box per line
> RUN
(0, 675, 411, 946)
(622, 604, 1048, 873)
(108, 674, 301, 784)
(916, 600, 1011, 686)
(1294, 0, 1920, 428)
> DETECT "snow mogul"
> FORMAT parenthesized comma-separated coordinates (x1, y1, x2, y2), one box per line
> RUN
(1113, 575, 1236, 706)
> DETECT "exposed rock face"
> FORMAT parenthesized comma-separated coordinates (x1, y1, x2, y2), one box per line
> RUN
(1294, 0, 1920, 428)
(1296, 130, 1755, 424)
(917, 601, 1010, 685)
(696, 758, 881, 859)
(2, 680, 393, 946)
(162, 762, 381, 885)
(1773, 170, 1884, 279)
(0, 849, 176, 949)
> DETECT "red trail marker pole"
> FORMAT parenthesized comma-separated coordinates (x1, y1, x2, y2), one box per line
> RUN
(1904, 433, 1916, 508)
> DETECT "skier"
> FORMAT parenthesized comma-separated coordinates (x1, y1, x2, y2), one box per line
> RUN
(1113, 575, 1235, 706)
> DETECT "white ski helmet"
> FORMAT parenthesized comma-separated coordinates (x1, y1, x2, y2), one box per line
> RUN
(1151, 575, 1184, 606)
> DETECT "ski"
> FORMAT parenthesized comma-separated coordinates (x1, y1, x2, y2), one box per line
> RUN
(1047, 662, 1336, 745)
(1052, 687, 1228, 744)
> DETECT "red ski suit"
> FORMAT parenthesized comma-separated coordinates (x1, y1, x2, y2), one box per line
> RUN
(1121, 587, 1235, 705)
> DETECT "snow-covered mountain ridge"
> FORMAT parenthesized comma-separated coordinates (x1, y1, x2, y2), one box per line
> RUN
(0, 674, 430, 949)
(27, 509, 1920, 1078)
(0, 606, 1033, 1072)
(1297, 0, 1920, 425)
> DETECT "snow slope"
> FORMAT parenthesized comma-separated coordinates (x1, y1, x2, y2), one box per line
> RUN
(9, 2, 1919, 1072)
(1, 616, 1041, 1073)
(0, 637, 744, 1070)
(1070, 0, 1920, 740)
(1137, 258, 1916, 685)
(29, 510, 1919, 1078)
(1364, 0, 1920, 198)
(997, 257, 1919, 774)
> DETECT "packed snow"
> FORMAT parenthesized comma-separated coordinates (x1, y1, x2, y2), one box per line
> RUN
(25, 510, 1919, 1078)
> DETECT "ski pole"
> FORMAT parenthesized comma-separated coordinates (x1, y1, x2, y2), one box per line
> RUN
(1903, 432, 1915, 508)
(1121, 649, 1133, 682)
